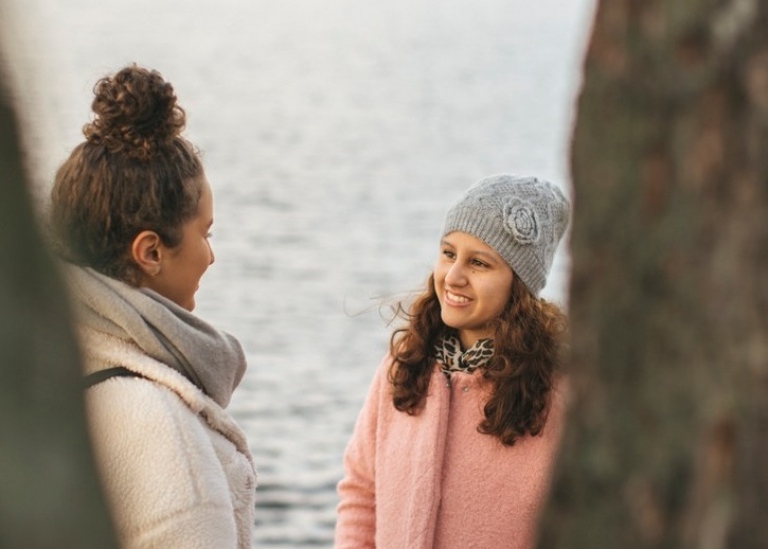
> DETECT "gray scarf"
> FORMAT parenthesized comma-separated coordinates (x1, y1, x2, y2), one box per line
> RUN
(65, 265, 247, 408)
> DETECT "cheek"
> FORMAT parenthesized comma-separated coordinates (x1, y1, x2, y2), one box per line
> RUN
(433, 272, 447, 301)
(486, 280, 512, 313)
(493, 291, 511, 316)
(433, 262, 447, 285)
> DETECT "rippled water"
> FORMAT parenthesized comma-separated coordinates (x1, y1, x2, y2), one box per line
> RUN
(5, 0, 594, 546)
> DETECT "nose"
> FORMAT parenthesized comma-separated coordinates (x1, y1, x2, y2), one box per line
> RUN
(207, 240, 215, 265)
(444, 261, 467, 287)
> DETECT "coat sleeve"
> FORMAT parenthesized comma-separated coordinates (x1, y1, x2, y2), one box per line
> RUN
(87, 378, 240, 549)
(334, 356, 391, 549)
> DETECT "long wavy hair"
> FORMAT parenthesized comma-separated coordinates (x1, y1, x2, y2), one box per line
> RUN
(388, 272, 567, 446)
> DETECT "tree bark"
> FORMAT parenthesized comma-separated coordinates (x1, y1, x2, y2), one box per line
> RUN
(539, 1, 768, 548)
(0, 46, 118, 549)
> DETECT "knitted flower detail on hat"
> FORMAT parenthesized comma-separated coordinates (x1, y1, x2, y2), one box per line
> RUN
(503, 198, 539, 244)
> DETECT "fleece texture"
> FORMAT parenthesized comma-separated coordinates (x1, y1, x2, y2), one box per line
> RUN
(80, 327, 256, 549)
(334, 354, 566, 549)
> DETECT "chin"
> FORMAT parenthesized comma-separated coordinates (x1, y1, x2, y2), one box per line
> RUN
(440, 312, 464, 331)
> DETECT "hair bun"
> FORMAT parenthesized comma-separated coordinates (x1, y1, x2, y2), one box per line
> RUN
(83, 65, 186, 160)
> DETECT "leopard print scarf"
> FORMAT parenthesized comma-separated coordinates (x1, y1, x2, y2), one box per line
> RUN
(433, 333, 494, 377)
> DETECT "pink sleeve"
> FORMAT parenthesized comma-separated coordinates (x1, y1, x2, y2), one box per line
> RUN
(334, 356, 390, 549)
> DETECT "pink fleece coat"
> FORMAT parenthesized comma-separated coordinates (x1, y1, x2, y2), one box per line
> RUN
(335, 354, 566, 549)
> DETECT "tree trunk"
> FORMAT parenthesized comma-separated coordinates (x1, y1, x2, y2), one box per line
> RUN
(0, 45, 119, 548)
(540, 1, 768, 548)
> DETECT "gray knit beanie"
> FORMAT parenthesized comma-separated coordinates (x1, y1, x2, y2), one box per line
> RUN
(442, 174, 570, 296)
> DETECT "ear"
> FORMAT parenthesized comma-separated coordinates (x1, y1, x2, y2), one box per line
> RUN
(131, 230, 164, 277)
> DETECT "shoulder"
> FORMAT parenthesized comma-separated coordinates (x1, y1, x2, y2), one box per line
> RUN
(81, 327, 252, 454)
(85, 369, 205, 446)
(86, 369, 253, 483)
(79, 326, 208, 409)
(369, 352, 441, 393)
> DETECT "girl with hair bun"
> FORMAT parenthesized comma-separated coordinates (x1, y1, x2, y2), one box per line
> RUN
(334, 175, 571, 549)
(50, 64, 256, 548)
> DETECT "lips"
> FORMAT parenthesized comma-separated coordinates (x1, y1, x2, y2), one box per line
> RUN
(445, 290, 471, 305)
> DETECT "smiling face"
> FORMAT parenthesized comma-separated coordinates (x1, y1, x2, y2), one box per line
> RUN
(140, 176, 215, 311)
(433, 231, 514, 349)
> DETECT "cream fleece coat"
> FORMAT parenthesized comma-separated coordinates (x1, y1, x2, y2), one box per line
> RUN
(81, 326, 256, 549)
(335, 355, 566, 549)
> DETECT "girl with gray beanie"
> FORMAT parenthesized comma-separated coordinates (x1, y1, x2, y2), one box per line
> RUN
(335, 174, 570, 549)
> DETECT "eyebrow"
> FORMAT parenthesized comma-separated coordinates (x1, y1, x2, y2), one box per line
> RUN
(471, 250, 498, 261)
(440, 240, 499, 261)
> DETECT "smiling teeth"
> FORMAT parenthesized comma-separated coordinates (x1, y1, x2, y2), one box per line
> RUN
(447, 291, 469, 303)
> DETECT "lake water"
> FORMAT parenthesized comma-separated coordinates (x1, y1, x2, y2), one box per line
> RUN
(3, 0, 595, 546)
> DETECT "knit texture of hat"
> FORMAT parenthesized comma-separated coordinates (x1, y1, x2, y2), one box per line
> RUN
(442, 174, 570, 296)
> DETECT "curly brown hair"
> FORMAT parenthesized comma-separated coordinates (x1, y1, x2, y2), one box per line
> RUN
(49, 64, 203, 285)
(388, 273, 567, 446)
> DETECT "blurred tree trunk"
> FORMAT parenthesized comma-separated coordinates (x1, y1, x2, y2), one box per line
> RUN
(0, 45, 118, 549)
(540, 1, 768, 548)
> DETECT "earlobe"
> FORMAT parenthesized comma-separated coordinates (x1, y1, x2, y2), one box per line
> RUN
(131, 230, 163, 277)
